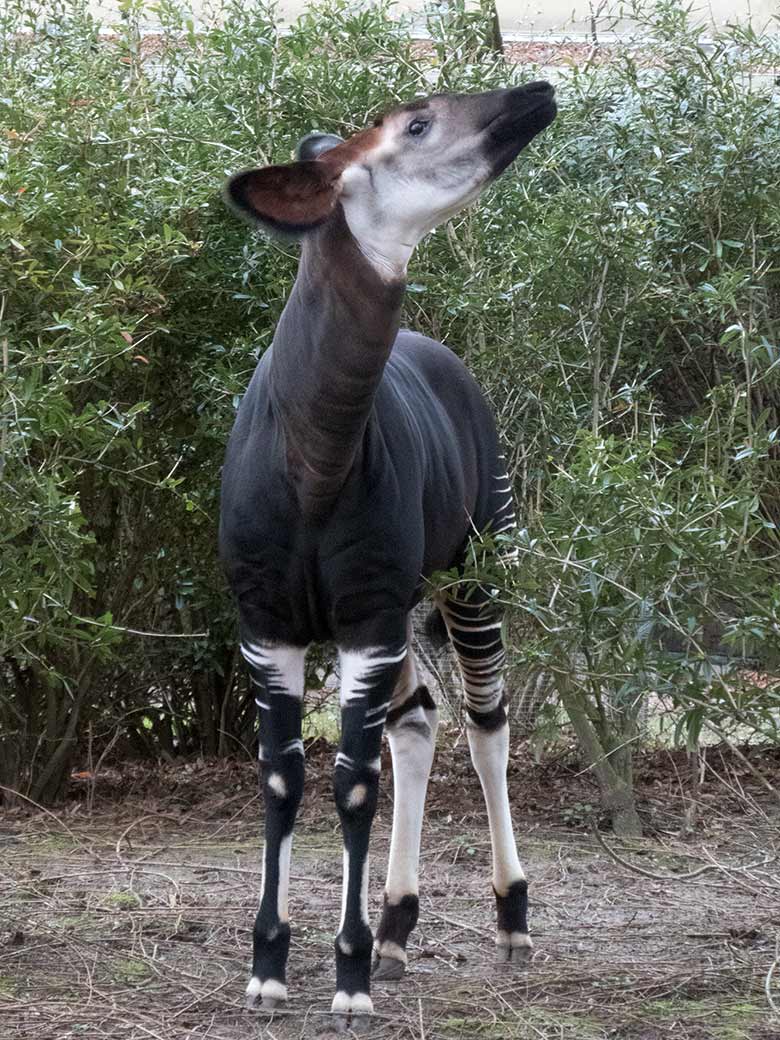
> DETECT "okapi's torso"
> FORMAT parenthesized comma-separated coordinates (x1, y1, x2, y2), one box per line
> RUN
(219, 212, 509, 648)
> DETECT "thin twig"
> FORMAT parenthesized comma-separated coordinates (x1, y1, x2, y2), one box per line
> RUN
(591, 824, 773, 883)
(0, 784, 98, 856)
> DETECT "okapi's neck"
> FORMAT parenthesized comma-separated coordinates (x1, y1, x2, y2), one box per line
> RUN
(269, 208, 406, 516)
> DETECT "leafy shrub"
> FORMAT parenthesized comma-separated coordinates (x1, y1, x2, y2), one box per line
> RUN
(431, 0, 780, 832)
(1, 0, 779, 816)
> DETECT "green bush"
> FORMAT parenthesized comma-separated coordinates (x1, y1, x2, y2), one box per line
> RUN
(1, 0, 779, 814)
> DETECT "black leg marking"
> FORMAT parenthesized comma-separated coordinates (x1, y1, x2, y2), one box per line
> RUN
(385, 683, 436, 730)
(495, 879, 532, 964)
(466, 698, 507, 731)
(439, 589, 507, 719)
(373, 893, 419, 980)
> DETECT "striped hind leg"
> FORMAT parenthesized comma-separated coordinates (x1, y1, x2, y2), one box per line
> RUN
(438, 588, 532, 964)
(374, 622, 438, 981)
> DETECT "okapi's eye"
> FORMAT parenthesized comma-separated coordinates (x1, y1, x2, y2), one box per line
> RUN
(408, 118, 429, 137)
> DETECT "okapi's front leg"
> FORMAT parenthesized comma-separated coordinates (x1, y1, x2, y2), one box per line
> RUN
(331, 641, 407, 1028)
(242, 638, 307, 1010)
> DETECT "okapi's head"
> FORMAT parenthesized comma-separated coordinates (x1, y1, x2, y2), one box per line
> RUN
(226, 84, 556, 279)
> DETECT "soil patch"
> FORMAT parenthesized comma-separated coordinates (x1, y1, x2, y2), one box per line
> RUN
(1, 740, 778, 1038)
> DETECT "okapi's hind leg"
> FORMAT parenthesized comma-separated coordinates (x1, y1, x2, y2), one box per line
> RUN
(439, 587, 532, 965)
(373, 625, 438, 982)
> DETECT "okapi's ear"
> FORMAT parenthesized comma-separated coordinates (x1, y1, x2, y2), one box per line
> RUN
(295, 132, 344, 161)
(224, 161, 342, 234)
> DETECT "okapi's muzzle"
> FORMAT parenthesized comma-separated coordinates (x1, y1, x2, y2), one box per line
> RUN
(480, 82, 557, 176)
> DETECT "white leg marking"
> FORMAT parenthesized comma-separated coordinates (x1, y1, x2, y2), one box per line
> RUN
(360, 853, 369, 926)
(338, 848, 370, 930)
(267, 772, 287, 798)
(385, 722, 437, 900)
(259, 843, 267, 903)
(363, 712, 388, 728)
(497, 930, 533, 948)
(374, 938, 408, 965)
(338, 646, 407, 707)
(347, 783, 367, 809)
(339, 847, 349, 931)
(365, 701, 390, 717)
(467, 723, 525, 894)
(384, 646, 438, 902)
(241, 642, 307, 699)
(332, 990, 373, 1014)
(277, 832, 293, 923)
(247, 976, 288, 1003)
(280, 738, 304, 756)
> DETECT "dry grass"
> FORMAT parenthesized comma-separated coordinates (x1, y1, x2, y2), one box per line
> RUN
(1, 741, 779, 1039)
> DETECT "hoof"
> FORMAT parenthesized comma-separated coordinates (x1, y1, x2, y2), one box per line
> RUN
(372, 955, 406, 981)
(496, 931, 533, 965)
(330, 991, 373, 1033)
(331, 1013, 372, 1034)
(245, 976, 287, 1010)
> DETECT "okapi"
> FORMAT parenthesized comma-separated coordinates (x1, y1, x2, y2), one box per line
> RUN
(220, 82, 557, 1027)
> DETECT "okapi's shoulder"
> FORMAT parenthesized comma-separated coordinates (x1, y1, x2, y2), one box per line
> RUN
(386, 330, 498, 433)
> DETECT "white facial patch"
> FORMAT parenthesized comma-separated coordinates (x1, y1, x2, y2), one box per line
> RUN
(339, 121, 491, 280)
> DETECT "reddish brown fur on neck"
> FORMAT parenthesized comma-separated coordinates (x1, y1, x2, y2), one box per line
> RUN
(315, 126, 384, 172)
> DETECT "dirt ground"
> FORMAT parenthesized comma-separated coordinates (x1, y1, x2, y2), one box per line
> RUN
(2, 737, 779, 1040)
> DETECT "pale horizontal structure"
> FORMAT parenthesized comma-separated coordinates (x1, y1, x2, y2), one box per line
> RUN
(86, 0, 778, 37)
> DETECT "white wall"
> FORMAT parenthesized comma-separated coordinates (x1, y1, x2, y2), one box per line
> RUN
(497, 0, 778, 35)
(88, 0, 780, 37)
